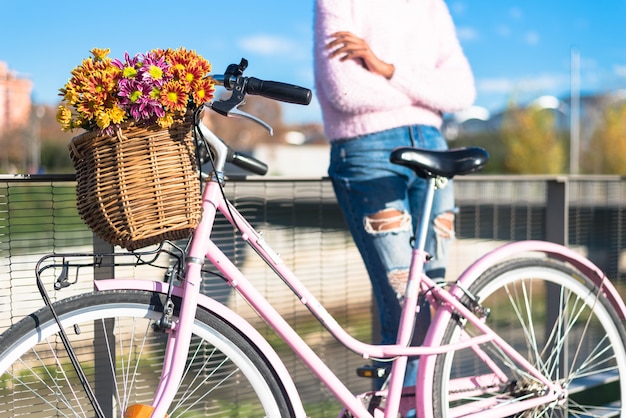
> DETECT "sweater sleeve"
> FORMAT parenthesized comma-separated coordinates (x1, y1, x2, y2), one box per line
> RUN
(314, 0, 412, 115)
(389, 0, 476, 113)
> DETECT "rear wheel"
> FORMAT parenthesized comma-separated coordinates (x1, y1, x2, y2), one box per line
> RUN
(431, 258, 626, 417)
(0, 290, 293, 417)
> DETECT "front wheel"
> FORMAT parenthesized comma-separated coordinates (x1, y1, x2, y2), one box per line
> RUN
(0, 290, 293, 417)
(431, 258, 626, 417)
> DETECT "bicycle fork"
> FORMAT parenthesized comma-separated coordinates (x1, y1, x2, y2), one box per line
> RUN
(127, 187, 223, 418)
(119, 262, 204, 418)
(149, 263, 204, 417)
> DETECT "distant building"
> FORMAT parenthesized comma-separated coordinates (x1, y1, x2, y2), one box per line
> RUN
(0, 61, 33, 136)
(443, 92, 624, 144)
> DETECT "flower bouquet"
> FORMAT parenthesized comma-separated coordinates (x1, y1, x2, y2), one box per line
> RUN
(57, 47, 215, 134)
(59, 48, 215, 250)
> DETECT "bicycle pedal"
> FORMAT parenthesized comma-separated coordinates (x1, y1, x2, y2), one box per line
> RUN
(356, 365, 387, 379)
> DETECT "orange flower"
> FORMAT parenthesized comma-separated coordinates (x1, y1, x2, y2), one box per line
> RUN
(160, 81, 188, 112)
(191, 78, 216, 105)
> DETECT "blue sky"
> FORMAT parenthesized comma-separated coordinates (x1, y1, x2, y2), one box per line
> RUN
(2, 1, 626, 124)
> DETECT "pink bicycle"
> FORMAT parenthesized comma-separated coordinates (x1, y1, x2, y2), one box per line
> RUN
(0, 60, 625, 417)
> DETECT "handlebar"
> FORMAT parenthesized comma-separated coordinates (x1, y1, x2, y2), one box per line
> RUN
(196, 58, 312, 177)
(227, 149, 269, 176)
(212, 74, 312, 106)
(214, 58, 312, 106)
(244, 77, 312, 105)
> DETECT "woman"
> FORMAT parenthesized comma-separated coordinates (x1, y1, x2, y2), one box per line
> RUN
(313, 0, 476, 388)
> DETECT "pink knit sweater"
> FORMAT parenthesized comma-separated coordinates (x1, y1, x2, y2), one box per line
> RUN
(314, 0, 476, 141)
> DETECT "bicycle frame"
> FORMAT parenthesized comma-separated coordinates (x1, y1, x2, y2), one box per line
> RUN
(95, 166, 626, 417)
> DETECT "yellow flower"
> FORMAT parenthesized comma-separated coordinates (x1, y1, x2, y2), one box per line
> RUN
(157, 113, 174, 129)
(95, 110, 111, 129)
(61, 87, 80, 106)
(108, 106, 126, 125)
(56, 106, 73, 131)
(91, 48, 110, 61)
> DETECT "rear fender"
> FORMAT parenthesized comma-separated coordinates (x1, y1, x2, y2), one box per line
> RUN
(416, 240, 626, 418)
(449, 240, 626, 320)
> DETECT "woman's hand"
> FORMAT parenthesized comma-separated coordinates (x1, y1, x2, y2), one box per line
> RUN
(326, 31, 395, 79)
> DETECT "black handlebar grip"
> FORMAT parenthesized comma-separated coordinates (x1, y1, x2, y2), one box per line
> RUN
(230, 151, 268, 176)
(246, 77, 312, 105)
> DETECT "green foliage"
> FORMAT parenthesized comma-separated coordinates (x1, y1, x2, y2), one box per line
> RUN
(585, 102, 626, 174)
(501, 106, 567, 174)
(39, 141, 73, 173)
(447, 131, 506, 174)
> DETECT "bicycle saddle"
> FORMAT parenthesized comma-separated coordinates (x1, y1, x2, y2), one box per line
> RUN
(390, 146, 489, 179)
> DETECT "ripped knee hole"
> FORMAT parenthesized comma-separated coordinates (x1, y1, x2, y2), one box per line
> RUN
(388, 268, 410, 295)
(434, 212, 455, 239)
(364, 208, 411, 233)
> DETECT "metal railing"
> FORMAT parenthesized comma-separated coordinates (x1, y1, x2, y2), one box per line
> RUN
(2, 173, 626, 416)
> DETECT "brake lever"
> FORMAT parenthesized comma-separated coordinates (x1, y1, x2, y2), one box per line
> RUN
(223, 105, 273, 135)
(210, 69, 274, 135)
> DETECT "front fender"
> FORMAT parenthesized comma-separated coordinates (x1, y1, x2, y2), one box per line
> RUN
(94, 279, 306, 418)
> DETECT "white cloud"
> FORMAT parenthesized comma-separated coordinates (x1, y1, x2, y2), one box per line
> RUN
(456, 26, 479, 42)
(509, 7, 523, 19)
(478, 77, 515, 93)
(238, 35, 296, 56)
(495, 24, 512, 37)
(578, 55, 598, 70)
(614, 64, 626, 78)
(524, 31, 540, 45)
(517, 74, 568, 91)
(450, 1, 467, 15)
(478, 73, 569, 95)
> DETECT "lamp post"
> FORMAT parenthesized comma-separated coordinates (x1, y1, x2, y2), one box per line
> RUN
(570, 47, 580, 175)
(28, 105, 44, 174)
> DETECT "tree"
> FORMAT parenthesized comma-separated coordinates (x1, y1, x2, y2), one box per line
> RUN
(584, 102, 626, 174)
(500, 105, 567, 174)
(0, 128, 27, 173)
(447, 131, 506, 174)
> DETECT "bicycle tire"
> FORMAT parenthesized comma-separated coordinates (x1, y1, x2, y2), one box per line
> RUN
(0, 289, 293, 417)
(430, 258, 626, 417)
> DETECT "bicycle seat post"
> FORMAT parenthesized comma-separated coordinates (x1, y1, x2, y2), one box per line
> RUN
(396, 175, 438, 316)
(414, 176, 438, 253)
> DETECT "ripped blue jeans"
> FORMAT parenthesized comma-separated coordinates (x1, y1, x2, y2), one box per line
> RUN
(328, 125, 455, 350)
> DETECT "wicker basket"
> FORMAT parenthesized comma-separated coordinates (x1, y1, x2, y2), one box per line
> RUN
(68, 114, 201, 250)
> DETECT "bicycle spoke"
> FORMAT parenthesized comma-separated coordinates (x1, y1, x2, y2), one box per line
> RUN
(0, 291, 291, 417)
(431, 259, 626, 417)
(504, 279, 545, 374)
